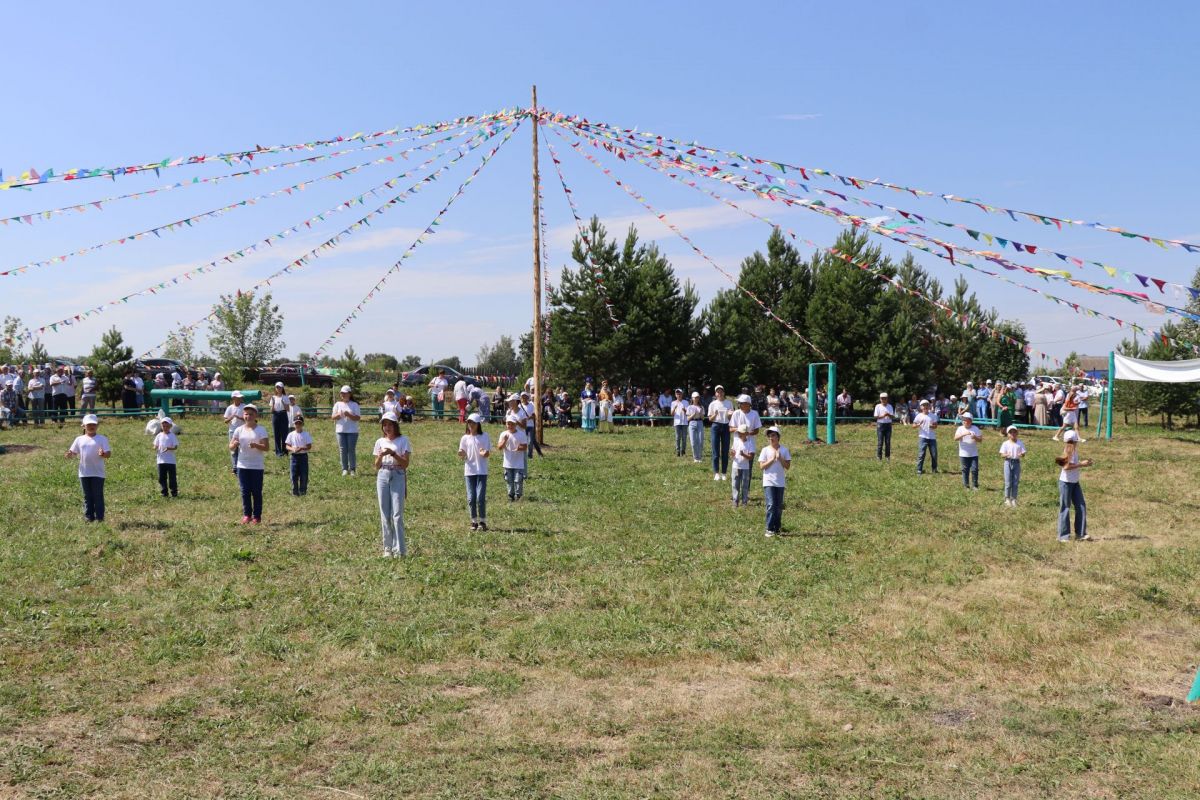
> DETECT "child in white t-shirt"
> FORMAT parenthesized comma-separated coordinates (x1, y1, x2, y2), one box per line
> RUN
(758, 427, 791, 536)
(223, 391, 245, 474)
(730, 424, 756, 507)
(285, 416, 314, 496)
(152, 417, 180, 498)
(373, 412, 411, 557)
(67, 414, 112, 522)
(954, 412, 984, 490)
(496, 413, 529, 501)
(998, 425, 1026, 506)
(458, 413, 491, 530)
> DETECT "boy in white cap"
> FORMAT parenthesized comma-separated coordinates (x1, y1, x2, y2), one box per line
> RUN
(229, 404, 269, 524)
(496, 412, 528, 501)
(730, 393, 762, 454)
(912, 398, 939, 474)
(223, 390, 245, 474)
(758, 426, 791, 536)
(67, 414, 111, 522)
(999, 425, 1026, 507)
(730, 423, 755, 507)
(152, 416, 180, 498)
(873, 392, 894, 461)
(954, 412, 984, 489)
(519, 392, 543, 467)
(285, 414, 314, 496)
(686, 391, 705, 462)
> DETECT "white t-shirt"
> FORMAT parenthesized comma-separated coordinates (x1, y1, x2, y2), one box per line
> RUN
(521, 402, 536, 427)
(912, 412, 938, 439)
(955, 425, 983, 457)
(758, 444, 791, 487)
(224, 403, 244, 434)
(380, 399, 400, 418)
(50, 374, 66, 395)
(708, 398, 733, 424)
(233, 424, 269, 470)
(286, 430, 313, 453)
(332, 400, 361, 434)
(153, 431, 178, 465)
(133, 376, 144, 393)
(1059, 449, 1081, 483)
(873, 403, 894, 424)
(270, 393, 289, 413)
(686, 402, 704, 422)
(453, 380, 468, 401)
(731, 436, 756, 470)
(671, 399, 689, 425)
(429, 376, 447, 399)
(81, 376, 97, 395)
(459, 433, 491, 476)
(497, 428, 528, 469)
(70, 433, 110, 478)
(373, 435, 411, 468)
(999, 439, 1026, 460)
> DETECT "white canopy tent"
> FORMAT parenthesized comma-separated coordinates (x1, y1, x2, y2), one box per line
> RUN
(1103, 352, 1200, 438)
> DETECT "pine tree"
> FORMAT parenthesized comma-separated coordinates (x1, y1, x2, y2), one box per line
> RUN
(207, 291, 285, 382)
(28, 340, 49, 367)
(88, 326, 133, 407)
(337, 346, 368, 396)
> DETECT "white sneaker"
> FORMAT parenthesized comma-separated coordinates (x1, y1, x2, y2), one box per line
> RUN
(764, 531, 774, 538)
(381, 550, 392, 558)
(343, 470, 349, 477)
(713, 474, 721, 481)
(720, 474, 727, 481)
(350, 470, 357, 477)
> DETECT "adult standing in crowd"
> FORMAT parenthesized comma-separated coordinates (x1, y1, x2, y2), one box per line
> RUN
(121, 370, 138, 412)
(597, 379, 614, 433)
(27, 369, 46, 427)
(331, 385, 362, 477)
(1033, 383, 1049, 426)
(229, 404, 269, 524)
(686, 391, 705, 463)
(580, 380, 597, 432)
(954, 411, 983, 490)
(269, 382, 290, 457)
(912, 398, 939, 475)
(975, 380, 991, 420)
(453, 375, 469, 423)
(836, 388, 853, 419)
(49, 366, 69, 427)
(873, 392, 894, 462)
(997, 383, 1016, 431)
(707, 384, 733, 481)
(373, 411, 411, 557)
(427, 368, 448, 420)
(133, 369, 145, 410)
(520, 392, 543, 466)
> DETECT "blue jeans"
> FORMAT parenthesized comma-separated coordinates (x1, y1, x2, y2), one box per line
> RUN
(337, 431, 358, 472)
(732, 467, 752, 505)
(272, 410, 289, 456)
(960, 455, 979, 488)
(917, 437, 937, 473)
(1003, 459, 1021, 500)
(466, 474, 488, 522)
(689, 421, 704, 460)
(80, 476, 105, 521)
(876, 424, 892, 460)
(504, 467, 524, 499)
(377, 468, 407, 554)
(30, 396, 45, 425)
(290, 453, 309, 495)
(1058, 480, 1086, 539)
(764, 485, 784, 533)
(674, 424, 688, 456)
(238, 468, 264, 519)
(711, 422, 730, 474)
(526, 426, 543, 458)
(976, 399, 988, 419)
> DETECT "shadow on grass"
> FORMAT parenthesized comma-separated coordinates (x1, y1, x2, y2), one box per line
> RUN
(116, 520, 170, 531)
(0, 444, 43, 454)
(777, 529, 857, 538)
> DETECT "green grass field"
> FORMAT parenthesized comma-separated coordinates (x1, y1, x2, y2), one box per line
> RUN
(2, 415, 1199, 799)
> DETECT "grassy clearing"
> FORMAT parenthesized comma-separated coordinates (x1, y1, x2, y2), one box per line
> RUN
(2, 416, 1199, 798)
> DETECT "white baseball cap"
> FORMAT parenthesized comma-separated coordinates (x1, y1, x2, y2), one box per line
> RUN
(467, 412, 483, 424)
(1006, 425, 1018, 433)
(765, 426, 782, 436)
(340, 385, 352, 394)
(737, 394, 752, 404)
(919, 399, 930, 407)
(380, 411, 399, 424)
(691, 391, 700, 398)
(160, 417, 174, 426)
(82, 414, 100, 426)
(879, 392, 888, 398)
(275, 381, 285, 388)
(230, 390, 243, 398)
(961, 411, 973, 420)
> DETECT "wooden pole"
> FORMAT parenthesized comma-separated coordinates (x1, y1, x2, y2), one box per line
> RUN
(531, 85, 544, 446)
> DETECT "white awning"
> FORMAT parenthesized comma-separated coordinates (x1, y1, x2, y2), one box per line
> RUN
(1113, 353, 1200, 383)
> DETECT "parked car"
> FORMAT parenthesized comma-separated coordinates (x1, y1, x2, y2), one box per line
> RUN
(399, 364, 481, 388)
(52, 358, 86, 378)
(135, 358, 187, 377)
(258, 363, 335, 388)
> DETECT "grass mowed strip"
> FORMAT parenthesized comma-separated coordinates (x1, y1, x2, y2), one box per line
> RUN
(2, 417, 1199, 798)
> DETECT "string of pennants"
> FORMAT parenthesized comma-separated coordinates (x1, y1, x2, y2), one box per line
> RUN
(0, 108, 522, 191)
(553, 117, 1200, 357)
(311, 121, 522, 359)
(0, 130, 448, 229)
(550, 112, 1200, 254)
(17, 123, 506, 344)
(556, 120, 1071, 367)
(556, 115, 1200, 304)
(542, 132, 621, 328)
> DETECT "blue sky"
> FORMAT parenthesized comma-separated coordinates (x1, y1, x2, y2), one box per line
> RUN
(3, 1, 1198, 370)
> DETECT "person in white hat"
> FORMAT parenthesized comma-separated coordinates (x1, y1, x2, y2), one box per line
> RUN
(496, 412, 529, 501)
(873, 392, 895, 461)
(686, 391, 705, 462)
(151, 416, 180, 498)
(1055, 429, 1092, 541)
(670, 389, 690, 457)
(373, 411, 411, 556)
(379, 387, 400, 420)
(519, 391, 542, 468)
(707, 384, 733, 480)
(912, 398, 939, 475)
(67, 414, 112, 522)
(458, 412, 491, 530)
(331, 385, 362, 476)
(229, 404, 269, 524)
(223, 390, 246, 474)
(1052, 384, 1084, 443)
(954, 411, 984, 490)
(730, 393, 762, 464)
(758, 426, 791, 536)
(998, 425, 1026, 507)
(285, 414, 314, 496)
(730, 423, 755, 507)
(269, 381, 290, 457)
